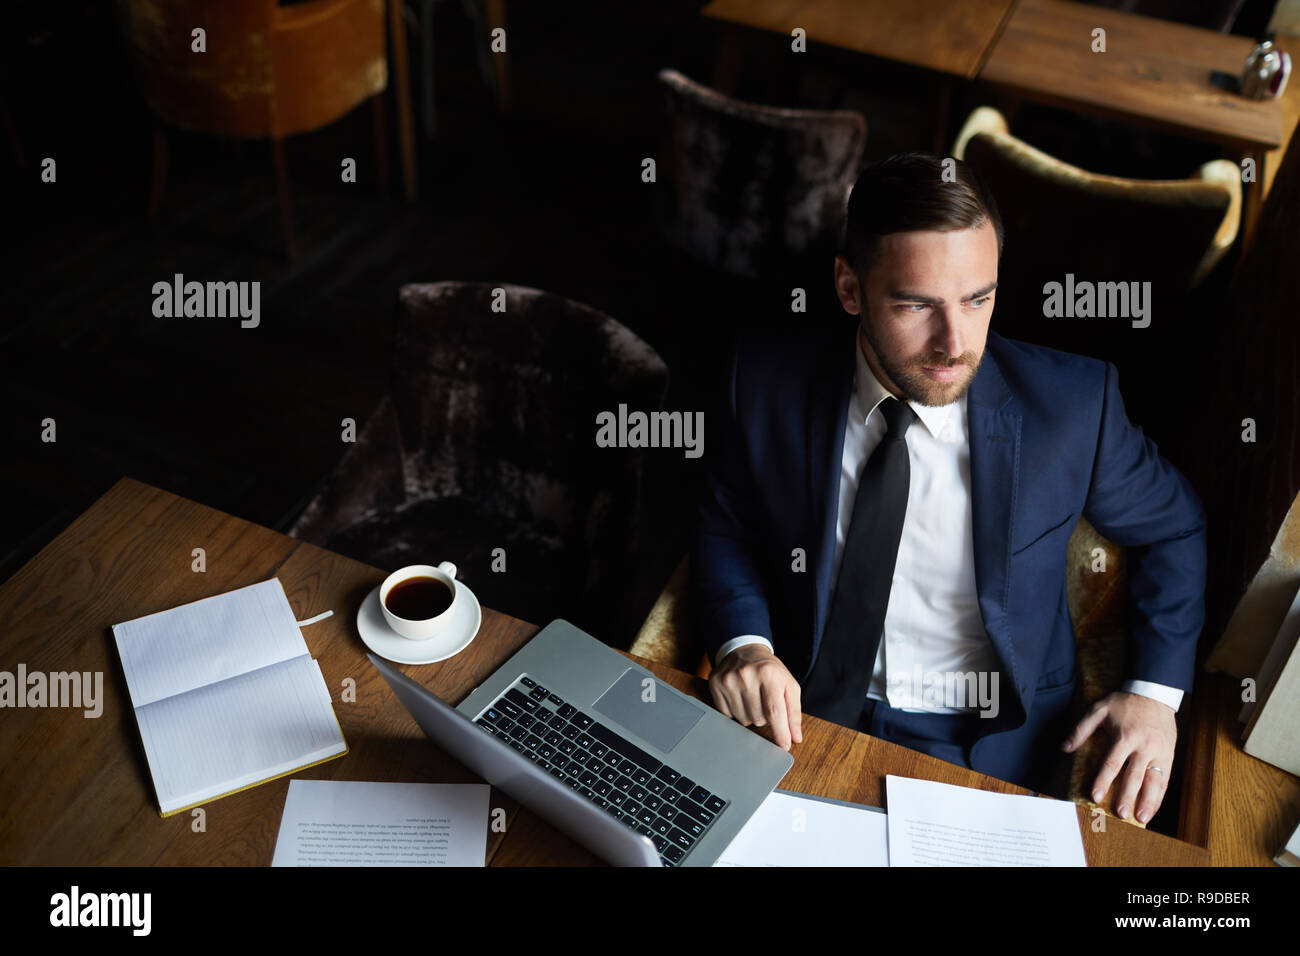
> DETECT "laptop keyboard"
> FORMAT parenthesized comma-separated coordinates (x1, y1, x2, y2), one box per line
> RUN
(472, 675, 730, 866)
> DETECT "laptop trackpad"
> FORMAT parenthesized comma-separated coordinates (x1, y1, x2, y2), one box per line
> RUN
(593, 669, 704, 754)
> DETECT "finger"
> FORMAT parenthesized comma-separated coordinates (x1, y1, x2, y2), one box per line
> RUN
(1062, 702, 1108, 752)
(1090, 733, 1132, 805)
(724, 676, 753, 725)
(709, 675, 734, 720)
(762, 679, 791, 750)
(786, 681, 803, 745)
(739, 673, 766, 727)
(1134, 756, 1171, 825)
(718, 671, 753, 725)
(1113, 748, 1148, 821)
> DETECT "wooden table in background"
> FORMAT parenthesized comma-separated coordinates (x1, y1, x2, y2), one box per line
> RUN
(0, 478, 1207, 866)
(981, 0, 1282, 239)
(1182, 673, 1300, 866)
(701, 0, 1021, 149)
(702, 0, 1283, 241)
(702, 0, 1020, 79)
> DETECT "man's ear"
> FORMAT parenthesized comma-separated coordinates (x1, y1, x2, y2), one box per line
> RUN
(833, 255, 863, 316)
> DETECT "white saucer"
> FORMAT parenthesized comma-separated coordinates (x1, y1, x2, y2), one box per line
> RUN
(356, 581, 482, 665)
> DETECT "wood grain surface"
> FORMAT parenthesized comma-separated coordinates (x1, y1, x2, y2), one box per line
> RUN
(490, 654, 1209, 866)
(0, 477, 535, 865)
(0, 477, 1209, 865)
(1189, 674, 1300, 866)
(702, 0, 1020, 79)
(981, 0, 1282, 152)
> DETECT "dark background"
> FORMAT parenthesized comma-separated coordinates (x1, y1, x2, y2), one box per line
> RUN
(1, 0, 1281, 641)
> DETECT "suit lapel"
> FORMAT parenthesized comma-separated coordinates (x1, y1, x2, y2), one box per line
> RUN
(967, 334, 1027, 711)
(806, 323, 856, 678)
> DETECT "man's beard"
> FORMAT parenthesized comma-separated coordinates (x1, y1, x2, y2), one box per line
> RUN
(860, 320, 983, 407)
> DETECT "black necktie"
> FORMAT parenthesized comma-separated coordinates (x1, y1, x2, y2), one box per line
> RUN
(802, 395, 917, 728)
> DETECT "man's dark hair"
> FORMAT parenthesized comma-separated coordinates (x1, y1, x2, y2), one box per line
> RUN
(839, 152, 1004, 280)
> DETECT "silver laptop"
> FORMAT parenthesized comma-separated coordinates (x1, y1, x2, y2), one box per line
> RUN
(368, 618, 793, 866)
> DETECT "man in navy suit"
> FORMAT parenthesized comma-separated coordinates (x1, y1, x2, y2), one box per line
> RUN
(692, 152, 1206, 823)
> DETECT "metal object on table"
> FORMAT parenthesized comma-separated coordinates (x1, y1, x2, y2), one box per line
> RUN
(1239, 38, 1291, 100)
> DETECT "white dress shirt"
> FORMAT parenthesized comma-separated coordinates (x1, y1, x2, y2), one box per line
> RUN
(715, 334, 1183, 714)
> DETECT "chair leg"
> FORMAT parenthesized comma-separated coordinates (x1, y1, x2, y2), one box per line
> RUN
(388, 0, 418, 199)
(484, 0, 511, 112)
(149, 124, 169, 221)
(371, 93, 390, 198)
(269, 136, 299, 261)
(462, 0, 493, 89)
(420, 0, 437, 138)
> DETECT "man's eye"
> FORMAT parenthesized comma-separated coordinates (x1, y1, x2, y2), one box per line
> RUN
(969, 295, 992, 308)
(898, 303, 927, 312)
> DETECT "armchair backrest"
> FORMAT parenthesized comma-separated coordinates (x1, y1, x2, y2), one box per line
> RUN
(115, 0, 277, 137)
(656, 68, 867, 278)
(391, 282, 669, 568)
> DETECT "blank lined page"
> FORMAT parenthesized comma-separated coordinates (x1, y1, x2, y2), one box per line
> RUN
(135, 655, 345, 814)
(112, 579, 308, 708)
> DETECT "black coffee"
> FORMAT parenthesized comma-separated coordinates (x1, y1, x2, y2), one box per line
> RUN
(385, 576, 454, 620)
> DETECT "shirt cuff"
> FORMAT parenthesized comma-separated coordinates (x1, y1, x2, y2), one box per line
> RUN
(1122, 679, 1183, 713)
(715, 635, 773, 667)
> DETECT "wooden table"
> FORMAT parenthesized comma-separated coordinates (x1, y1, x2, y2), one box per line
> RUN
(702, 0, 1283, 240)
(1181, 673, 1300, 866)
(0, 477, 1208, 865)
(981, 0, 1283, 238)
(701, 0, 1020, 150)
(702, 0, 1020, 80)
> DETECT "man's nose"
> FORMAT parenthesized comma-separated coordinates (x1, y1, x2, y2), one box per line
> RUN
(931, 310, 963, 360)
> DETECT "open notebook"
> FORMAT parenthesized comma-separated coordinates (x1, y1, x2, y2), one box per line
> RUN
(111, 578, 348, 817)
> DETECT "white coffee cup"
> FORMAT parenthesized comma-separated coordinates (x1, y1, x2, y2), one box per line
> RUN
(379, 562, 460, 641)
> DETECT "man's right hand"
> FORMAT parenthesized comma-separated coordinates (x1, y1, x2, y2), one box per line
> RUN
(708, 644, 803, 751)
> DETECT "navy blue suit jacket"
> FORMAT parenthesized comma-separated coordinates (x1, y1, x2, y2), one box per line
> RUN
(692, 321, 1207, 790)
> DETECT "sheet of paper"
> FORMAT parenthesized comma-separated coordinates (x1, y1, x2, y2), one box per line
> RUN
(885, 774, 1087, 866)
(272, 780, 490, 867)
(113, 578, 308, 708)
(137, 656, 345, 812)
(714, 789, 889, 866)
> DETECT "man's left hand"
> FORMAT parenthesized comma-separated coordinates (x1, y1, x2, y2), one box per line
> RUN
(1061, 691, 1176, 825)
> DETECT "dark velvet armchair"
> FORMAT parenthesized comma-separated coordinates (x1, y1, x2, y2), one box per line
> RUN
(289, 281, 670, 639)
(656, 68, 868, 279)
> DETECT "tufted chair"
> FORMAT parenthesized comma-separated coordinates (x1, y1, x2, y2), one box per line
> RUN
(656, 68, 868, 279)
(115, 0, 391, 257)
(953, 106, 1240, 296)
(290, 281, 670, 639)
(952, 104, 1241, 466)
(630, 517, 1143, 823)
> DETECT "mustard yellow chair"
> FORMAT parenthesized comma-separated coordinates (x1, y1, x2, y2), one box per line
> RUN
(953, 105, 1240, 290)
(116, 0, 390, 258)
(630, 517, 1146, 825)
(951, 104, 1240, 472)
